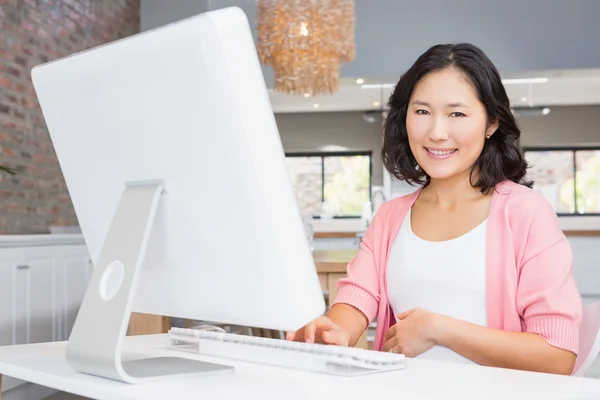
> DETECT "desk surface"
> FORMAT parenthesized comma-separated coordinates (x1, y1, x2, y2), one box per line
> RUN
(0, 335, 599, 400)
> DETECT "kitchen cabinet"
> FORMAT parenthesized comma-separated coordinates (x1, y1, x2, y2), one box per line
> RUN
(0, 236, 90, 397)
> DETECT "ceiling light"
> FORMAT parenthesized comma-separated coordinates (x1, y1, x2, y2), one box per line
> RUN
(520, 97, 528, 102)
(356, 78, 364, 84)
(313, 103, 320, 108)
(303, 93, 310, 97)
(362, 111, 381, 124)
(511, 107, 551, 117)
(256, 0, 355, 95)
(502, 77, 548, 84)
(361, 83, 395, 89)
(373, 101, 381, 107)
(320, 145, 348, 151)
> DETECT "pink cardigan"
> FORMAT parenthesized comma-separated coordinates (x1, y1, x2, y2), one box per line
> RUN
(333, 180, 582, 355)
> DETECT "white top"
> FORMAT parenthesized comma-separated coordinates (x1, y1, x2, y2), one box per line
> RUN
(387, 209, 488, 364)
(0, 336, 599, 400)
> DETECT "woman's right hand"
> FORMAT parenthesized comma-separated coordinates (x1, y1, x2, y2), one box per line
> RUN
(285, 315, 350, 346)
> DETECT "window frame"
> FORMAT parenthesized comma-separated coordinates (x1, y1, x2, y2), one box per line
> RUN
(284, 150, 373, 219)
(523, 145, 600, 217)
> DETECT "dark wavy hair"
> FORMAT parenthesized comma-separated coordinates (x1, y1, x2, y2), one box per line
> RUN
(381, 43, 532, 194)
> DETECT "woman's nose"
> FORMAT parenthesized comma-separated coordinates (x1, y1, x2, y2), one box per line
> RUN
(428, 119, 449, 141)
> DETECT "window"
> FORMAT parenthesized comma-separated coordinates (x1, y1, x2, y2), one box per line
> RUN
(285, 151, 372, 218)
(524, 147, 600, 215)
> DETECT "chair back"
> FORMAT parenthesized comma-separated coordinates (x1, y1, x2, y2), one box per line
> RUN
(573, 301, 600, 376)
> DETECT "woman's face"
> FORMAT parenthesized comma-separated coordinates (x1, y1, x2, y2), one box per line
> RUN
(405, 68, 499, 182)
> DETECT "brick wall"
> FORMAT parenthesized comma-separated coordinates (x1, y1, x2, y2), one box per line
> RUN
(0, 0, 139, 234)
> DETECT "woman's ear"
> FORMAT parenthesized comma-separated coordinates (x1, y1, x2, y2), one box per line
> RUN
(486, 117, 500, 138)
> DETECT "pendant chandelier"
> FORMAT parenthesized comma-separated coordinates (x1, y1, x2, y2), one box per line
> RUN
(257, 0, 356, 96)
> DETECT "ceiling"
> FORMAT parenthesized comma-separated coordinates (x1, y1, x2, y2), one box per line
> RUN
(269, 68, 600, 114)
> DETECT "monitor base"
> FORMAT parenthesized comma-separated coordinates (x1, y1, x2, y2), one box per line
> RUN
(65, 180, 205, 384)
(122, 357, 234, 380)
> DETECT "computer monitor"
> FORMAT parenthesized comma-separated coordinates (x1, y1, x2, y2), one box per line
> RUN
(31, 7, 326, 383)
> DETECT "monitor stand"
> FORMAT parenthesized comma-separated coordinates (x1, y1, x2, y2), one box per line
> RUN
(65, 181, 234, 383)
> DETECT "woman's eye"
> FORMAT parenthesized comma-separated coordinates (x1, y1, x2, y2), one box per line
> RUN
(416, 109, 429, 115)
(450, 112, 465, 117)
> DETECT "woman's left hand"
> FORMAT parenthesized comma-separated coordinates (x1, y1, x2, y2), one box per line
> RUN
(382, 308, 440, 357)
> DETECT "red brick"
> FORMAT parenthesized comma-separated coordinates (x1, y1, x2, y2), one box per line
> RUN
(22, 21, 36, 33)
(73, 2, 86, 15)
(0, 0, 140, 234)
(14, 55, 27, 67)
(33, 153, 52, 163)
(57, 27, 69, 38)
(11, 41, 23, 53)
(0, 76, 10, 88)
(64, 18, 77, 31)
(6, 66, 20, 77)
(14, 83, 28, 93)
(37, 26, 50, 39)
(21, 97, 35, 108)
(22, 45, 34, 57)
(6, 203, 21, 212)
(21, 178, 36, 187)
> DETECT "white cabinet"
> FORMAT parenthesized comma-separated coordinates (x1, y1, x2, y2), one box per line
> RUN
(54, 245, 94, 341)
(0, 248, 18, 348)
(15, 247, 57, 345)
(0, 237, 90, 394)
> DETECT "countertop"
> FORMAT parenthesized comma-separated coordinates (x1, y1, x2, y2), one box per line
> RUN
(313, 249, 357, 273)
(0, 234, 86, 248)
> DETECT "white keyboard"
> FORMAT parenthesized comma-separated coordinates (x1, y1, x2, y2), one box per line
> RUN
(168, 327, 405, 376)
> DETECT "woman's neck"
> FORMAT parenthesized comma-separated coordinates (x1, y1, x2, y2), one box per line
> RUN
(422, 170, 488, 209)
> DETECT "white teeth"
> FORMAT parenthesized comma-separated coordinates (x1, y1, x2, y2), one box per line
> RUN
(427, 149, 456, 155)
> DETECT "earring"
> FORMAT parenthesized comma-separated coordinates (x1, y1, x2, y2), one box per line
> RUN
(486, 135, 491, 139)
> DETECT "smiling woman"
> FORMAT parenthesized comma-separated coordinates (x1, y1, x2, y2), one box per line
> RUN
(287, 43, 585, 377)
(382, 44, 530, 194)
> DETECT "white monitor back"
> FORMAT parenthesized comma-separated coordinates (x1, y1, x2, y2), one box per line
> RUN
(31, 7, 325, 332)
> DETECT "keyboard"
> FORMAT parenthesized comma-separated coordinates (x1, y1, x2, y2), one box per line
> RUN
(168, 326, 406, 376)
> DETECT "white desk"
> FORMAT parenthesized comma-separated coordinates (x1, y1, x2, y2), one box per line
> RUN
(0, 334, 600, 400)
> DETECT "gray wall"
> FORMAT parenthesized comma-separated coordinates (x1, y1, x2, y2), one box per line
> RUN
(141, 0, 209, 31)
(518, 106, 600, 147)
(276, 106, 600, 185)
(143, 0, 600, 86)
(346, 0, 600, 78)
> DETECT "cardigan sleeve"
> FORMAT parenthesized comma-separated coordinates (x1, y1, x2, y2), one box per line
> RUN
(330, 204, 388, 324)
(515, 200, 583, 355)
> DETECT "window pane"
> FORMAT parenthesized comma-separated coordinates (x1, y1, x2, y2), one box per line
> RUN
(525, 151, 575, 213)
(323, 155, 371, 217)
(285, 157, 322, 216)
(575, 150, 600, 214)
